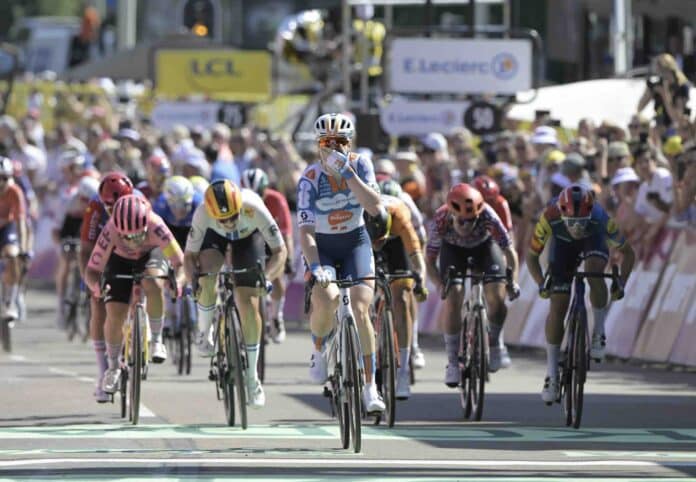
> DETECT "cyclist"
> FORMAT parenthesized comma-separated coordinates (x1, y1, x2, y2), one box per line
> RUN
(0, 157, 28, 322)
(297, 112, 386, 414)
(138, 154, 171, 201)
(54, 175, 100, 329)
(241, 168, 293, 343)
(379, 178, 428, 369)
(85, 195, 186, 395)
(426, 183, 520, 386)
(364, 192, 427, 400)
(189, 175, 210, 197)
(80, 172, 135, 402)
(184, 179, 287, 409)
(527, 184, 635, 403)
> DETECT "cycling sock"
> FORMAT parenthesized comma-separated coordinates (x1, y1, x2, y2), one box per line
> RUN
(546, 344, 561, 378)
(444, 333, 460, 365)
(246, 344, 259, 381)
(489, 322, 503, 346)
(197, 303, 215, 340)
(106, 342, 122, 371)
(270, 296, 285, 322)
(150, 317, 163, 343)
(412, 318, 421, 349)
(93, 340, 107, 379)
(592, 305, 609, 337)
(311, 328, 334, 351)
(399, 347, 410, 375)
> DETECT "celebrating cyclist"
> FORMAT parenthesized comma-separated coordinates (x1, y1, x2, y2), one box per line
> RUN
(426, 183, 520, 386)
(364, 191, 427, 400)
(527, 184, 635, 404)
(85, 195, 186, 395)
(297, 112, 386, 414)
(184, 179, 287, 409)
(241, 168, 294, 343)
(0, 157, 28, 322)
(79, 172, 135, 403)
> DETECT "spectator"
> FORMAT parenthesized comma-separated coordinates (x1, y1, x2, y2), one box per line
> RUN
(610, 167, 642, 239)
(393, 151, 425, 203)
(637, 53, 691, 132)
(671, 145, 696, 225)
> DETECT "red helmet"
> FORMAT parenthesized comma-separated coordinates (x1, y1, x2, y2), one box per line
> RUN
(112, 194, 151, 235)
(472, 175, 500, 200)
(558, 184, 594, 218)
(146, 154, 171, 175)
(99, 172, 134, 207)
(447, 183, 484, 220)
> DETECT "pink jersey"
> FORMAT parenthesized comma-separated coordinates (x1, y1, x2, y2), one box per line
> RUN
(87, 212, 183, 274)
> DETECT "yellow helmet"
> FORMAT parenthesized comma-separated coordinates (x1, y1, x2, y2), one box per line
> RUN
(204, 179, 242, 220)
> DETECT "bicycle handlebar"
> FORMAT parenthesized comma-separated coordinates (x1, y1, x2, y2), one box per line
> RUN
(195, 260, 267, 291)
(102, 269, 178, 303)
(441, 259, 513, 300)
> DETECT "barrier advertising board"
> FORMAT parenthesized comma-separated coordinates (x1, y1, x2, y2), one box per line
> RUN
(379, 98, 470, 136)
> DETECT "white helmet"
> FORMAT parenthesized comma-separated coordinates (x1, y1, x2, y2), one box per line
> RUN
(375, 158, 396, 176)
(77, 176, 100, 200)
(163, 175, 195, 209)
(314, 113, 355, 140)
(189, 175, 209, 196)
(0, 157, 13, 177)
(240, 168, 269, 195)
(59, 150, 86, 169)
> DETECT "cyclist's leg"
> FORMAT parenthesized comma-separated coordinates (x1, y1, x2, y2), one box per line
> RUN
(583, 234, 610, 345)
(142, 249, 167, 348)
(382, 237, 413, 379)
(439, 242, 467, 385)
(0, 223, 21, 319)
(89, 294, 108, 399)
(478, 240, 509, 370)
(270, 275, 286, 341)
(195, 230, 227, 351)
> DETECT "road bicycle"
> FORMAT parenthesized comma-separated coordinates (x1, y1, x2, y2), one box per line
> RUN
(167, 287, 195, 376)
(546, 265, 621, 429)
(103, 269, 177, 425)
(305, 274, 373, 453)
(62, 238, 90, 342)
(442, 261, 513, 421)
(370, 266, 421, 428)
(200, 262, 266, 430)
(0, 260, 12, 353)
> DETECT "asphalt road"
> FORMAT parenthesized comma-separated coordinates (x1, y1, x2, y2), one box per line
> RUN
(1, 289, 696, 481)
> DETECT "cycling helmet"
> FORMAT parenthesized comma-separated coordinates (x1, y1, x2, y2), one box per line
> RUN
(0, 157, 13, 177)
(204, 179, 242, 220)
(374, 158, 396, 177)
(59, 150, 86, 169)
(363, 207, 392, 242)
(77, 176, 100, 200)
(145, 154, 171, 175)
(472, 175, 500, 200)
(112, 194, 151, 235)
(558, 184, 594, 218)
(99, 172, 134, 207)
(163, 176, 195, 210)
(314, 113, 355, 140)
(240, 168, 269, 195)
(447, 183, 484, 220)
(189, 175, 209, 196)
(379, 179, 403, 198)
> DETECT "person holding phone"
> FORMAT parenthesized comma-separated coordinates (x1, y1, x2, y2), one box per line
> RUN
(637, 53, 691, 131)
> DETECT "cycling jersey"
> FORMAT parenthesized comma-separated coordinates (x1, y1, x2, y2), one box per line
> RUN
(296, 154, 378, 234)
(263, 188, 292, 237)
(87, 212, 183, 278)
(13, 175, 36, 219)
(0, 182, 26, 228)
(487, 194, 513, 232)
(397, 190, 426, 242)
(379, 194, 421, 255)
(185, 188, 284, 253)
(80, 196, 109, 244)
(153, 191, 203, 248)
(426, 203, 511, 261)
(529, 200, 626, 256)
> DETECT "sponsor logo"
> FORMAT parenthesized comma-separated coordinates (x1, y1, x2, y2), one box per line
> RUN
(243, 207, 255, 218)
(328, 210, 353, 225)
(315, 193, 357, 211)
(491, 52, 517, 80)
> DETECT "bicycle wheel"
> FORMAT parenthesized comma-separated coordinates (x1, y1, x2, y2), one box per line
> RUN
(177, 299, 188, 375)
(1, 319, 11, 353)
(226, 301, 248, 430)
(562, 317, 575, 426)
(120, 362, 128, 419)
(571, 315, 587, 429)
(459, 318, 473, 419)
(258, 300, 267, 384)
(332, 335, 350, 449)
(468, 308, 487, 421)
(346, 321, 362, 453)
(129, 307, 143, 425)
(380, 307, 397, 427)
(216, 308, 236, 426)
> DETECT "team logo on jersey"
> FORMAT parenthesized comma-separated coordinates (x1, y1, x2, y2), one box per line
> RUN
(328, 210, 353, 225)
(243, 207, 255, 218)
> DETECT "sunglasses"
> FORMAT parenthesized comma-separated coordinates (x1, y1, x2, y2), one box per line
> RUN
(562, 216, 591, 229)
(318, 137, 350, 148)
(456, 215, 478, 226)
(121, 231, 147, 242)
(218, 214, 239, 227)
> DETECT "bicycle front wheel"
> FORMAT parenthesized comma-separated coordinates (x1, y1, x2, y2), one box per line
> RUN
(469, 308, 487, 421)
(226, 301, 248, 430)
(346, 321, 362, 453)
(0, 319, 11, 353)
(258, 299, 267, 384)
(380, 308, 397, 427)
(129, 307, 143, 425)
(571, 315, 587, 429)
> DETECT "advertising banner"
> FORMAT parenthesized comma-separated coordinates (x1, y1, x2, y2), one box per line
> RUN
(379, 98, 470, 136)
(389, 38, 533, 95)
(151, 101, 221, 132)
(504, 264, 536, 345)
(154, 49, 271, 102)
(669, 229, 696, 366)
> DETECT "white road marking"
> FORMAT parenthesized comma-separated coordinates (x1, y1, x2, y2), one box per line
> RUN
(9, 354, 27, 362)
(140, 404, 156, 418)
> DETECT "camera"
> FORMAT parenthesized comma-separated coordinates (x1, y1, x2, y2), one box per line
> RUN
(647, 75, 661, 89)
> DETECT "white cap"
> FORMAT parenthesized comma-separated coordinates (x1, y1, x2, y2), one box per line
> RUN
(550, 172, 571, 188)
(610, 167, 640, 186)
(421, 133, 448, 152)
(531, 126, 558, 146)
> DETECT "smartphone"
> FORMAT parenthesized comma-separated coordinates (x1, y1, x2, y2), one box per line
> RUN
(646, 191, 661, 201)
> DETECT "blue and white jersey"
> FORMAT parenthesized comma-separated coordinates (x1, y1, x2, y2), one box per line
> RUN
(152, 191, 203, 227)
(296, 154, 379, 234)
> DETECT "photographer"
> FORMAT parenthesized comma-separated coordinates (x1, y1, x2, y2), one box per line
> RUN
(637, 53, 691, 132)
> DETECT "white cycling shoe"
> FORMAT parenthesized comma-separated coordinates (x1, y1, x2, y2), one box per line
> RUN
(445, 364, 459, 388)
(308, 349, 328, 384)
(2, 301, 18, 323)
(151, 341, 167, 364)
(541, 375, 560, 405)
(395, 368, 411, 400)
(272, 318, 286, 344)
(247, 378, 266, 409)
(363, 383, 385, 414)
(590, 333, 606, 361)
(101, 368, 121, 394)
(412, 347, 426, 369)
(499, 343, 512, 369)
